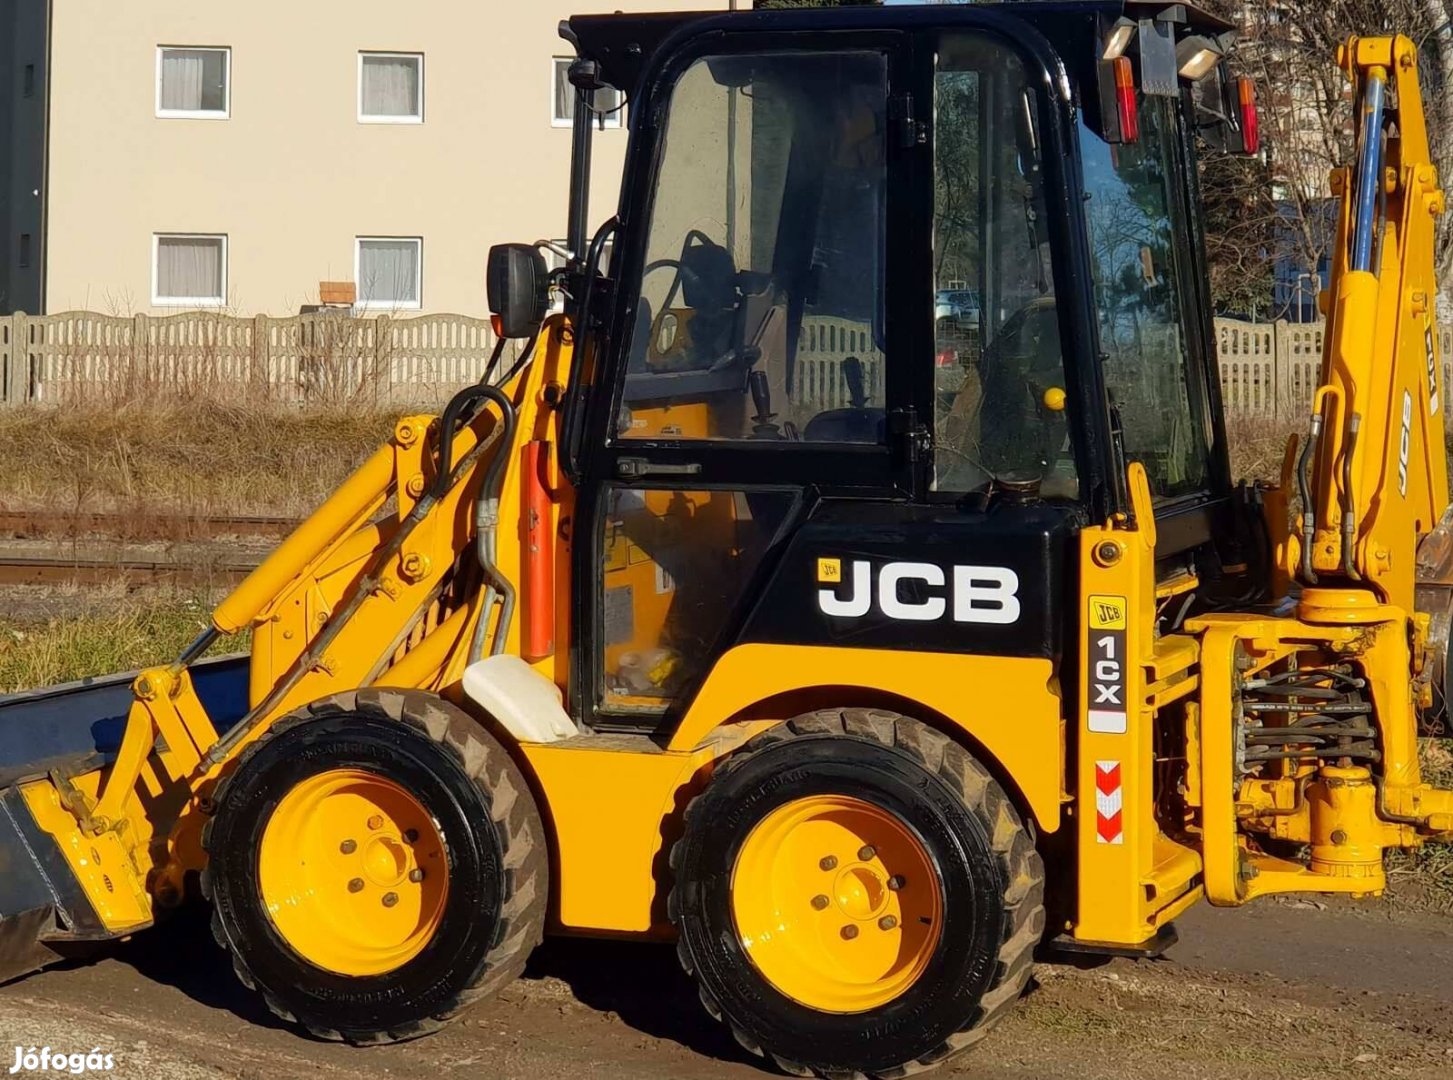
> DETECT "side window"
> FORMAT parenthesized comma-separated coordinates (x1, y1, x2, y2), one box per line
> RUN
(1080, 101, 1210, 500)
(932, 36, 1078, 499)
(617, 50, 888, 444)
(600, 487, 793, 713)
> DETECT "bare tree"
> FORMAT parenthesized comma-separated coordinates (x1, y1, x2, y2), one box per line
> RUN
(1206, 1, 1453, 310)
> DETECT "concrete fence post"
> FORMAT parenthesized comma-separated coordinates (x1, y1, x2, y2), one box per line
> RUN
(132, 312, 149, 386)
(252, 313, 270, 395)
(7, 312, 30, 404)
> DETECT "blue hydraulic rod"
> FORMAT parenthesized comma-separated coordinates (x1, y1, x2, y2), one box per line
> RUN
(1350, 68, 1386, 272)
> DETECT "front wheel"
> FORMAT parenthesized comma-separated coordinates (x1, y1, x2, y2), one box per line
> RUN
(201, 688, 547, 1043)
(669, 709, 1043, 1078)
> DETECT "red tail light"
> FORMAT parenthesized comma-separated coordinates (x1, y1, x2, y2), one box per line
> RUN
(1237, 76, 1260, 155)
(936, 347, 957, 368)
(1113, 56, 1139, 144)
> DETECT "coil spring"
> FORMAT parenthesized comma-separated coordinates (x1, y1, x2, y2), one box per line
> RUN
(1235, 664, 1376, 777)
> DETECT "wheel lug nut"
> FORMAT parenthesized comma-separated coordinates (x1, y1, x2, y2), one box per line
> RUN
(878, 915, 898, 931)
(858, 845, 876, 861)
(819, 855, 838, 871)
(367, 815, 384, 830)
(409, 869, 425, 883)
(811, 894, 829, 911)
(404, 828, 419, 843)
(887, 875, 905, 891)
(382, 892, 399, 907)
(339, 839, 357, 854)
(347, 878, 364, 893)
(840, 925, 859, 940)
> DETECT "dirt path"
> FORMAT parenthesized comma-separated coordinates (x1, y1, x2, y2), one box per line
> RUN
(0, 900, 1449, 1080)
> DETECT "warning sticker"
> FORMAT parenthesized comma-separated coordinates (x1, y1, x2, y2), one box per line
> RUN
(1088, 595, 1127, 734)
(1095, 760, 1124, 844)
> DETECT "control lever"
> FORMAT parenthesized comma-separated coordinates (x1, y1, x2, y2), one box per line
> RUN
(749, 370, 782, 439)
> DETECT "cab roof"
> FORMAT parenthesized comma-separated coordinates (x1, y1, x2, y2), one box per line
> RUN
(563, 2, 1236, 96)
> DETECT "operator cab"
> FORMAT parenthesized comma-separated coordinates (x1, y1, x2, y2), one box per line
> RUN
(490, 1, 1258, 728)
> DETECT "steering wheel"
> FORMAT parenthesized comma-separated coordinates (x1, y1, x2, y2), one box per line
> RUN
(641, 258, 690, 312)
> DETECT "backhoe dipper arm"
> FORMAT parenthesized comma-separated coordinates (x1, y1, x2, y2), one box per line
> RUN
(1304, 35, 1449, 610)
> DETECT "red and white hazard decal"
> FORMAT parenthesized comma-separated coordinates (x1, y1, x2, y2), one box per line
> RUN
(1095, 760, 1123, 844)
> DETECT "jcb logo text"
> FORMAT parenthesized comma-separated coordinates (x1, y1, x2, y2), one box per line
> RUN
(816, 558, 1020, 625)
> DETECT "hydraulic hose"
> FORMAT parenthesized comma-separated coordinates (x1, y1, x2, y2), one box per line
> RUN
(205, 383, 515, 766)
(1341, 414, 1362, 580)
(1297, 413, 1321, 584)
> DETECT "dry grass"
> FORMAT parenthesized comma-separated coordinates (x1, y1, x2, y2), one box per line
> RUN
(1225, 414, 1297, 485)
(0, 401, 403, 519)
(0, 586, 246, 694)
(1385, 738, 1453, 914)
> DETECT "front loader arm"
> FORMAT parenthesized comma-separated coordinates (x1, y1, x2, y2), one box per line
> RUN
(1303, 35, 1449, 610)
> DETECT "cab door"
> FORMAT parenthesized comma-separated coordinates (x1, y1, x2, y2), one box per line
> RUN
(573, 29, 921, 729)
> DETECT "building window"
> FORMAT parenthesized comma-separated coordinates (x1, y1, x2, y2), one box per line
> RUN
(153, 234, 227, 306)
(552, 57, 622, 128)
(359, 53, 424, 123)
(356, 237, 422, 309)
(156, 47, 230, 119)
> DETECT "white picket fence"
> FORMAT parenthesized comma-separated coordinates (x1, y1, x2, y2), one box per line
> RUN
(0, 310, 499, 406)
(1217, 317, 1453, 421)
(1, 309, 1437, 420)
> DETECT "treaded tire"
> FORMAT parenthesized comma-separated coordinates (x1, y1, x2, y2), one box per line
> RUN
(668, 708, 1044, 1079)
(200, 688, 546, 1043)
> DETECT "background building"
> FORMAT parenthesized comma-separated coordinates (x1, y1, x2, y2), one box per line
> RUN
(0, 0, 734, 317)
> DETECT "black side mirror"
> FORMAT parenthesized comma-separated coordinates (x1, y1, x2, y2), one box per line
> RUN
(487, 244, 549, 339)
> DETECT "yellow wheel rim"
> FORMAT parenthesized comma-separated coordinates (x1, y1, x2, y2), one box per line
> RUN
(258, 768, 449, 977)
(730, 794, 943, 1013)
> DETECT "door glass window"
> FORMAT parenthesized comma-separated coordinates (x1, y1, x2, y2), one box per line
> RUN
(618, 50, 889, 444)
(932, 36, 1078, 498)
(600, 487, 793, 714)
(1080, 100, 1211, 500)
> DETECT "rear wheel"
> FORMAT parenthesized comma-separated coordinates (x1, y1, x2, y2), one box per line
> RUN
(669, 708, 1043, 1078)
(202, 688, 546, 1043)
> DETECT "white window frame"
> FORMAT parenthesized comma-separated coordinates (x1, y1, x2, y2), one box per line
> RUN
(151, 233, 228, 308)
(354, 236, 423, 311)
(358, 52, 425, 124)
(155, 46, 231, 120)
(551, 57, 622, 129)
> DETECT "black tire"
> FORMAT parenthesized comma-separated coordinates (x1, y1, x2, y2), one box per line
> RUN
(201, 687, 547, 1043)
(669, 708, 1044, 1079)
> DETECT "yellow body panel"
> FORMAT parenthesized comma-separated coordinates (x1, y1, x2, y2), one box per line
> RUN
(518, 736, 717, 934)
(1071, 465, 1203, 947)
(671, 643, 1065, 832)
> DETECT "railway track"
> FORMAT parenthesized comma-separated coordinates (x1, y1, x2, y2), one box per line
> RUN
(0, 556, 258, 587)
(0, 511, 291, 587)
(0, 510, 296, 541)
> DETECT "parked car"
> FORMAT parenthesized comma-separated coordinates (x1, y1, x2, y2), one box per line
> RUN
(934, 287, 982, 324)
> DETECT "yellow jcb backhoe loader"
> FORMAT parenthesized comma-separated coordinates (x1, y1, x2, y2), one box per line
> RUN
(1, 3, 1451, 1077)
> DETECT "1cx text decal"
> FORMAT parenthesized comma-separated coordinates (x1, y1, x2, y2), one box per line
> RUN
(816, 558, 1020, 625)
(1087, 594, 1128, 734)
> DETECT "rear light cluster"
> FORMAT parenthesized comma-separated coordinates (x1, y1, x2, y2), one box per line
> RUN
(1237, 76, 1260, 155)
(1112, 56, 1139, 144)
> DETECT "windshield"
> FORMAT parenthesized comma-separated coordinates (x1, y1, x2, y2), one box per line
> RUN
(615, 50, 889, 444)
(1080, 98, 1212, 501)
